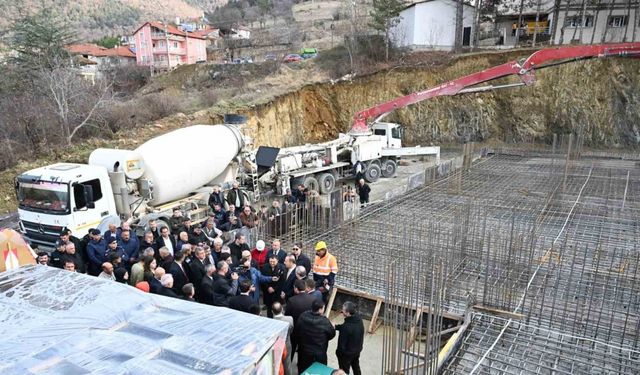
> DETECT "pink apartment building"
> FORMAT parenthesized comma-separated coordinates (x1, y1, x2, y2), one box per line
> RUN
(133, 22, 207, 69)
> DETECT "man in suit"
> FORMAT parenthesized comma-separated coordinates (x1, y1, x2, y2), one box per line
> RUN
(280, 255, 298, 301)
(212, 261, 239, 307)
(167, 251, 190, 296)
(158, 274, 179, 298)
(262, 254, 285, 317)
(268, 239, 287, 265)
(189, 247, 207, 297)
(286, 279, 317, 360)
(226, 182, 245, 216)
(229, 280, 258, 313)
(199, 264, 216, 305)
(159, 247, 174, 270)
(156, 226, 177, 256)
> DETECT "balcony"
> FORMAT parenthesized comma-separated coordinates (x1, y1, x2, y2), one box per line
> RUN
(151, 32, 185, 41)
(152, 46, 186, 55)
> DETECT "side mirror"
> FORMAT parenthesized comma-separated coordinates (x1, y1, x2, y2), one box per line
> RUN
(84, 185, 95, 209)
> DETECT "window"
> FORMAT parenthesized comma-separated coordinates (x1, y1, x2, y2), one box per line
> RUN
(564, 15, 594, 28)
(73, 179, 103, 209)
(374, 129, 386, 136)
(392, 127, 401, 139)
(174, 42, 178, 48)
(608, 15, 628, 28)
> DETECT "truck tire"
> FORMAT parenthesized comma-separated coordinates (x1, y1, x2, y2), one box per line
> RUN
(368, 159, 381, 168)
(317, 173, 336, 194)
(381, 159, 397, 178)
(364, 164, 381, 183)
(303, 176, 320, 192)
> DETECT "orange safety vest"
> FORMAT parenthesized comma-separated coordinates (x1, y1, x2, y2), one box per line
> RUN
(313, 252, 338, 275)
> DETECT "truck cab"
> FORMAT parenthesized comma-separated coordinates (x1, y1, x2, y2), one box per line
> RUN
(16, 163, 117, 249)
(371, 122, 403, 149)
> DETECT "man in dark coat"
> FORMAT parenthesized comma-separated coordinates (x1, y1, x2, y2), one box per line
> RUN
(292, 242, 312, 274)
(208, 185, 225, 211)
(189, 247, 207, 295)
(156, 227, 177, 256)
(198, 264, 216, 305)
(226, 182, 245, 216)
(286, 279, 316, 356)
(357, 178, 371, 206)
(139, 231, 159, 262)
(280, 255, 298, 301)
(335, 301, 365, 375)
(212, 261, 239, 307)
(261, 254, 285, 317)
(86, 229, 108, 276)
(158, 274, 180, 298)
(228, 233, 250, 261)
(167, 251, 190, 296)
(295, 300, 336, 374)
(229, 280, 258, 313)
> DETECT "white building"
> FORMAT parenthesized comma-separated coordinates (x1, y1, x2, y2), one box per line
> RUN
(391, 0, 477, 51)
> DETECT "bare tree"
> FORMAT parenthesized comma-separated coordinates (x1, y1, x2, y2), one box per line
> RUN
(42, 65, 114, 145)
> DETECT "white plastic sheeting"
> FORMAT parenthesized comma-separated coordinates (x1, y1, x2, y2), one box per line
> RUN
(0, 265, 288, 375)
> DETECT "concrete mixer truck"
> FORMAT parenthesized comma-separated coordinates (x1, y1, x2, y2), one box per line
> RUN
(16, 124, 248, 249)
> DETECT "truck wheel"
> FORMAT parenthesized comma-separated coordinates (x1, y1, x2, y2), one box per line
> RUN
(364, 164, 381, 183)
(317, 173, 336, 194)
(381, 159, 397, 178)
(303, 176, 320, 192)
(368, 159, 381, 168)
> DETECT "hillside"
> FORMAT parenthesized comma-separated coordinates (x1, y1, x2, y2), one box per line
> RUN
(0, 0, 221, 39)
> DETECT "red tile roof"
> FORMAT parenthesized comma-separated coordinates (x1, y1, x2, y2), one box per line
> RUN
(133, 22, 206, 40)
(66, 44, 135, 58)
(190, 28, 220, 38)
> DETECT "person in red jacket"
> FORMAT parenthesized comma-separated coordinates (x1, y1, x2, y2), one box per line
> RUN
(251, 240, 269, 269)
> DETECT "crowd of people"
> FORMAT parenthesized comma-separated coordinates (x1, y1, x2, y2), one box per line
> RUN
(34, 185, 365, 375)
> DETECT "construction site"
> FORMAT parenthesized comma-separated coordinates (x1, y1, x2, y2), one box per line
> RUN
(255, 134, 640, 374)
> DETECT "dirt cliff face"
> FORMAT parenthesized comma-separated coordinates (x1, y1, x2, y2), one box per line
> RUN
(210, 53, 640, 148)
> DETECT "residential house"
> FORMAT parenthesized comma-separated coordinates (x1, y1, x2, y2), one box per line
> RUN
(66, 43, 136, 82)
(494, 0, 639, 46)
(391, 0, 476, 51)
(191, 28, 223, 49)
(227, 25, 251, 40)
(133, 22, 207, 70)
(549, 0, 640, 45)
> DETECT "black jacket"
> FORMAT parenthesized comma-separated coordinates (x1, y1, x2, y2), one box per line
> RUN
(357, 183, 371, 202)
(148, 277, 162, 294)
(285, 292, 316, 324)
(295, 311, 336, 355)
(336, 314, 365, 355)
(212, 274, 238, 307)
(158, 286, 179, 299)
(228, 242, 250, 261)
(167, 261, 190, 295)
(189, 258, 207, 290)
(62, 252, 85, 273)
(156, 236, 177, 254)
(139, 240, 159, 261)
(295, 253, 312, 274)
(229, 294, 257, 313)
(261, 263, 285, 295)
(199, 275, 215, 305)
(226, 188, 245, 209)
(282, 268, 297, 300)
(208, 191, 225, 209)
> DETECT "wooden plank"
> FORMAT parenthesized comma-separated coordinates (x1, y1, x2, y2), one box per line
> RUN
(473, 304, 525, 320)
(405, 307, 423, 349)
(368, 298, 383, 334)
(324, 286, 338, 318)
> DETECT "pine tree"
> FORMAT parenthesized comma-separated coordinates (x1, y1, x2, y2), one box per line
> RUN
(369, 0, 405, 61)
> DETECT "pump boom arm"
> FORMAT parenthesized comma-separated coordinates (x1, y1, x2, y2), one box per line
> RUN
(350, 43, 640, 133)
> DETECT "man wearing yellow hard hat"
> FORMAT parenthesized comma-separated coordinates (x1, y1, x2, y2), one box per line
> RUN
(312, 241, 338, 302)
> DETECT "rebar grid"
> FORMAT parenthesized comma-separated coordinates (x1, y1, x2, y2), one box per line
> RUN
(291, 149, 640, 374)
